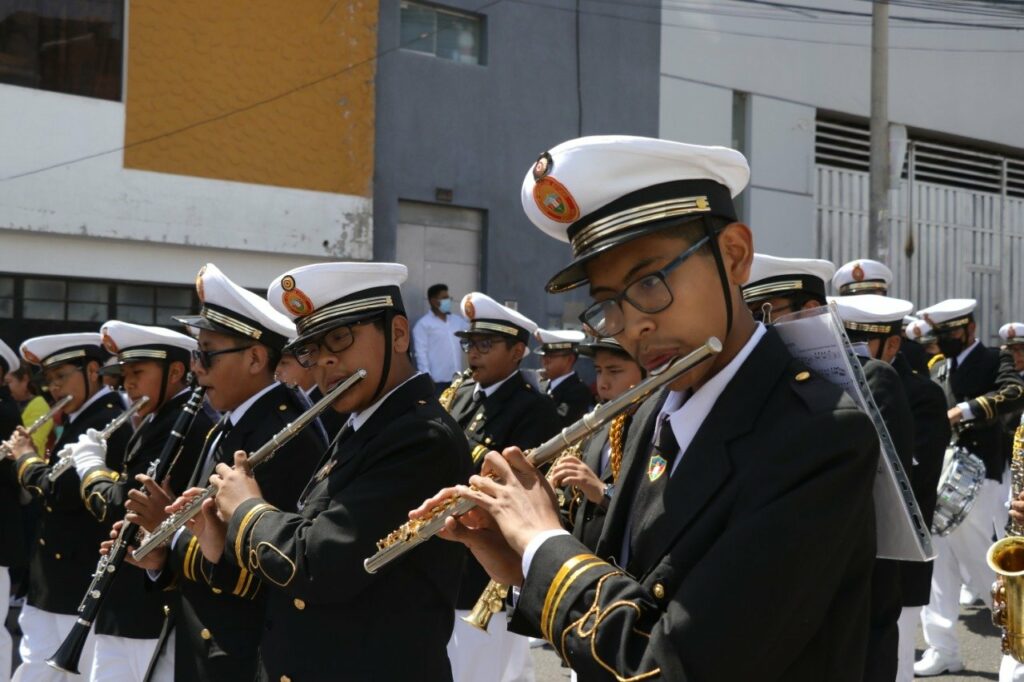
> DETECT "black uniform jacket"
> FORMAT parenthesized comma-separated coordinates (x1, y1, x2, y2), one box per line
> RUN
(224, 373, 473, 682)
(307, 385, 347, 441)
(79, 390, 216, 638)
(542, 372, 594, 426)
(448, 370, 561, 609)
(932, 342, 1024, 481)
(158, 382, 325, 682)
(893, 353, 950, 606)
(858, 356, 914, 682)
(509, 329, 878, 682)
(15, 389, 130, 614)
(0, 392, 25, 569)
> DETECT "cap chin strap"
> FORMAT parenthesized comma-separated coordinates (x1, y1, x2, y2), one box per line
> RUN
(703, 215, 733, 337)
(369, 311, 395, 405)
(79, 361, 97, 403)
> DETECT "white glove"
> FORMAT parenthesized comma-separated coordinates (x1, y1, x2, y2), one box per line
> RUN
(72, 428, 107, 479)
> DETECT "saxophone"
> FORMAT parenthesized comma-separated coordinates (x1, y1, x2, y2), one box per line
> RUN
(989, 414, 1024, 662)
(439, 369, 473, 412)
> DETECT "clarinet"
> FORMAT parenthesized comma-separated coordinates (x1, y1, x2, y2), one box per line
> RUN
(46, 387, 207, 675)
(132, 369, 366, 561)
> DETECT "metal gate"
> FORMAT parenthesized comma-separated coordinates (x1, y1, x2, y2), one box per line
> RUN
(816, 126, 1024, 344)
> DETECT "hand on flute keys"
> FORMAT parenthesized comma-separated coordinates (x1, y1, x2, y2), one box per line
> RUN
(548, 457, 605, 504)
(3, 427, 34, 460)
(165, 487, 228, 564)
(409, 447, 563, 587)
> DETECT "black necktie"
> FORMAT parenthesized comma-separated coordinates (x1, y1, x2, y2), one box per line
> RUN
(628, 415, 680, 564)
(197, 417, 233, 485)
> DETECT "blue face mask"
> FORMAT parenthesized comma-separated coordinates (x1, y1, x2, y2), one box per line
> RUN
(438, 298, 452, 314)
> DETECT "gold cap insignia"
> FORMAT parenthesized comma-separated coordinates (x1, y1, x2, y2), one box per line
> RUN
(101, 333, 119, 354)
(22, 349, 40, 364)
(282, 288, 314, 316)
(281, 275, 296, 292)
(1010, 327, 1018, 339)
(913, 325, 923, 338)
(464, 297, 476, 320)
(852, 263, 865, 282)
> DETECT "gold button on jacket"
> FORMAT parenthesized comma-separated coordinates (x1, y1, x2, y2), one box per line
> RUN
(200, 628, 212, 640)
(653, 583, 665, 599)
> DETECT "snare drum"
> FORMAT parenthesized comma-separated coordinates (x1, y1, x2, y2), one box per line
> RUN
(931, 444, 986, 537)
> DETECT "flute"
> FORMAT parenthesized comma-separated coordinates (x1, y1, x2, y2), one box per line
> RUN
(364, 338, 722, 574)
(47, 396, 149, 482)
(0, 395, 73, 458)
(132, 369, 366, 561)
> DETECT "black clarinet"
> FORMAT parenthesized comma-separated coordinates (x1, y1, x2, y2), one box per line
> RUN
(47, 386, 208, 675)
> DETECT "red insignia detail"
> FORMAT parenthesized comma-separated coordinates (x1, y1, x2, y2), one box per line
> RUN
(282, 289, 314, 317)
(532, 152, 553, 181)
(852, 264, 865, 282)
(464, 299, 476, 320)
(533, 176, 580, 224)
(647, 454, 668, 482)
(22, 349, 40, 365)
(101, 333, 119, 354)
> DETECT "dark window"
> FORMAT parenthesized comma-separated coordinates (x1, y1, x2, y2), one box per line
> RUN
(400, 2, 483, 65)
(117, 283, 194, 325)
(0, 0, 124, 101)
(0, 276, 12, 318)
(23, 278, 67, 320)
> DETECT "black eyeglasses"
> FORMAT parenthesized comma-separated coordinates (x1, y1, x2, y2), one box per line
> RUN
(460, 337, 504, 354)
(579, 235, 710, 337)
(191, 345, 252, 371)
(292, 324, 364, 369)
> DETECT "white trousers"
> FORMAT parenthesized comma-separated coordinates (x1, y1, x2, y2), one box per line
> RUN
(921, 477, 1002, 658)
(0, 567, 11, 682)
(1001, 655, 1024, 682)
(89, 634, 173, 682)
(12, 605, 95, 682)
(448, 610, 535, 682)
(895, 607, 919, 682)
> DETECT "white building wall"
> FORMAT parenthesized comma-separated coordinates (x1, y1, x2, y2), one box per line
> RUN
(659, 0, 1024, 254)
(0, 86, 372, 289)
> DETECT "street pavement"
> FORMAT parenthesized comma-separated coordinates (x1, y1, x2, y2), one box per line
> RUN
(530, 602, 1008, 681)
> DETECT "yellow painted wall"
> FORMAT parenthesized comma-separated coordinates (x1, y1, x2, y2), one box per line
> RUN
(124, 1, 377, 196)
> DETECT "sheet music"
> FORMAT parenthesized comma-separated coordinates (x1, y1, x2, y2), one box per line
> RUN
(773, 304, 934, 562)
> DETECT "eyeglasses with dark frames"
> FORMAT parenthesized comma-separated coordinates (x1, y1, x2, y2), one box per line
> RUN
(579, 235, 710, 338)
(460, 337, 505, 354)
(292, 323, 371, 369)
(191, 345, 252, 371)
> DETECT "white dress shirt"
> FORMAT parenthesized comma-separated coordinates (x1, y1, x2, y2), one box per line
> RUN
(412, 312, 470, 383)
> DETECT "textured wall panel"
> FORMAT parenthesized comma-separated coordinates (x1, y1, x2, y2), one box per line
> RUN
(124, 0, 377, 195)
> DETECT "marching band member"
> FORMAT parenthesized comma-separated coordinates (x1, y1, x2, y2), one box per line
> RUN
(533, 329, 593, 426)
(122, 263, 326, 682)
(916, 299, 1024, 676)
(743, 255, 915, 682)
(0, 340, 26, 682)
(4, 334, 130, 681)
(177, 262, 474, 681)
(65, 321, 215, 682)
(548, 337, 644, 551)
(831, 295, 951, 682)
(411, 135, 879, 681)
(445, 292, 561, 682)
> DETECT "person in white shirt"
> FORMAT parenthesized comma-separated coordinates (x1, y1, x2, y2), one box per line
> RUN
(412, 283, 469, 394)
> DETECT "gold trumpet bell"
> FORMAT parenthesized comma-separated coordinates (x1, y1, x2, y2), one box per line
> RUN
(989, 536, 1024, 662)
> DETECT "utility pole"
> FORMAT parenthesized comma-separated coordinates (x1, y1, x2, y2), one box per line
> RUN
(868, 0, 890, 263)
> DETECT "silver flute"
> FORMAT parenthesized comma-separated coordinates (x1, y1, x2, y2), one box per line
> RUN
(364, 338, 723, 574)
(132, 369, 366, 561)
(0, 395, 73, 458)
(47, 396, 150, 482)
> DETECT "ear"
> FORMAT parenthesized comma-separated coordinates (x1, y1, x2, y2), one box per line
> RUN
(511, 342, 526, 364)
(168, 360, 187, 386)
(248, 345, 269, 376)
(86, 360, 101, 383)
(885, 335, 902, 359)
(391, 315, 411, 354)
(717, 222, 754, 287)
